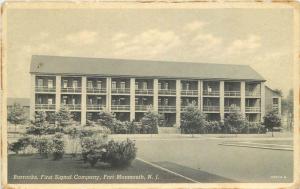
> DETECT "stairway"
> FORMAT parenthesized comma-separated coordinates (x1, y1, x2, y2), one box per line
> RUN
(158, 127, 181, 134)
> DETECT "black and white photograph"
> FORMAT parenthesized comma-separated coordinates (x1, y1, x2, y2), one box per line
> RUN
(1, 2, 299, 189)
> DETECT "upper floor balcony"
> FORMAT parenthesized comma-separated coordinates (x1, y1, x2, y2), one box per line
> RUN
(87, 78, 106, 94)
(87, 87, 106, 94)
(181, 90, 198, 96)
(35, 104, 55, 110)
(203, 81, 220, 97)
(245, 106, 261, 113)
(61, 104, 81, 111)
(224, 82, 241, 97)
(35, 86, 56, 93)
(224, 106, 241, 113)
(111, 105, 130, 111)
(246, 82, 261, 97)
(61, 87, 82, 93)
(158, 89, 176, 95)
(87, 104, 106, 111)
(158, 80, 176, 96)
(35, 76, 56, 93)
(111, 88, 130, 94)
(181, 80, 198, 96)
(158, 105, 176, 112)
(112, 78, 130, 95)
(203, 106, 220, 112)
(245, 91, 261, 97)
(203, 90, 220, 96)
(61, 77, 82, 93)
(224, 91, 241, 97)
(135, 104, 153, 112)
(135, 79, 153, 95)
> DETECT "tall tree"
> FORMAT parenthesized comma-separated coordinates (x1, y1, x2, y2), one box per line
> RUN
(263, 110, 281, 137)
(55, 107, 73, 130)
(26, 111, 49, 136)
(224, 109, 245, 135)
(7, 103, 27, 131)
(140, 110, 162, 134)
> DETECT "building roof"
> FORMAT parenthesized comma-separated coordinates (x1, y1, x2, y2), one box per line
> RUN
(30, 55, 265, 81)
(265, 86, 282, 97)
(7, 98, 30, 107)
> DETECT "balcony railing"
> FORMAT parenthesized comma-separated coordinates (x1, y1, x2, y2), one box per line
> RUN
(135, 89, 154, 95)
(158, 106, 176, 112)
(87, 104, 106, 111)
(158, 89, 176, 95)
(87, 87, 106, 94)
(203, 106, 220, 112)
(181, 90, 198, 96)
(245, 107, 260, 112)
(272, 104, 279, 111)
(35, 86, 56, 93)
(224, 91, 241, 97)
(135, 105, 152, 111)
(61, 104, 81, 110)
(61, 87, 82, 93)
(35, 104, 55, 110)
(246, 91, 261, 97)
(111, 88, 130, 94)
(203, 90, 220, 96)
(224, 106, 241, 112)
(111, 105, 130, 111)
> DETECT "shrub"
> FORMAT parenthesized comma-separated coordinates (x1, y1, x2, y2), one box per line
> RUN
(103, 139, 137, 168)
(31, 136, 52, 158)
(205, 121, 222, 134)
(140, 110, 162, 134)
(9, 136, 31, 154)
(51, 133, 64, 160)
(181, 105, 207, 135)
(263, 110, 281, 137)
(224, 111, 246, 134)
(80, 135, 108, 166)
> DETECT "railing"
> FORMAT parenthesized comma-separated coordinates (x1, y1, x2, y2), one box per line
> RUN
(203, 106, 220, 112)
(111, 88, 130, 94)
(35, 86, 56, 93)
(111, 105, 130, 111)
(61, 104, 81, 110)
(158, 89, 176, 95)
(87, 87, 106, 94)
(61, 87, 82, 93)
(181, 90, 198, 96)
(135, 89, 154, 95)
(158, 106, 176, 112)
(87, 104, 106, 110)
(224, 106, 241, 112)
(272, 104, 279, 111)
(224, 91, 241, 96)
(203, 90, 220, 96)
(35, 104, 55, 110)
(245, 107, 260, 112)
(135, 105, 152, 111)
(246, 91, 261, 97)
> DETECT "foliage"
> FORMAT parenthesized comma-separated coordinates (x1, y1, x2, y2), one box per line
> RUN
(7, 103, 27, 126)
(103, 139, 137, 168)
(263, 110, 281, 137)
(55, 107, 73, 130)
(97, 111, 115, 130)
(26, 111, 50, 136)
(180, 105, 207, 134)
(80, 135, 108, 166)
(205, 121, 222, 134)
(282, 89, 293, 131)
(31, 136, 52, 158)
(224, 110, 245, 134)
(140, 110, 162, 134)
(51, 133, 64, 160)
(9, 136, 31, 154)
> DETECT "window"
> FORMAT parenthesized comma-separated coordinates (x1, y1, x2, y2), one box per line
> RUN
(186, 83, 190, 90)
(97, 81, 102, 89)
(96, 97, 102, 104)
(89, 98, 93, 105)
(135, 98, 139, 105)
(142, 97, 148, 105)
(37, 79, 43, 87)
(62, 96, 67, 104)
(87, 81, 93, 88)
(273, 98, 279, 105)
(112, 81, 117, 89)
(165, 82, 169, 90)
(135, 82, 139, 90)
(48, 98, 53, 105)
(63, 80, 68, 88)
(48, 80, 53, 88)
(158, 98, 162, 105)
(73, 80, 78, 88)
(158, 82, 162, 90)
(72, 98, 76, 105)
(38, 97, 42, 104)
(120, 81, 126, 89)
(143, 82, 147, 90)
(164, 98, 169, 106)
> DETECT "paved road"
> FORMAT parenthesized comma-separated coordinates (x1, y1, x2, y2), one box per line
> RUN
(135, 138, 293, 183)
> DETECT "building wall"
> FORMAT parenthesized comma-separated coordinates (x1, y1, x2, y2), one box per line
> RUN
(30, 74, 268, 126)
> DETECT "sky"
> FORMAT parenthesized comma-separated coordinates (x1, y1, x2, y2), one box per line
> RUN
(5, 7, 294, 98)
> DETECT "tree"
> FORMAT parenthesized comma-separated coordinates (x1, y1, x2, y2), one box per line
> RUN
(140, 110, 162, 134)
(180, 104, 207, 136)
(26, 111, 49, 136)
(97, 111, 116, 132)
(224, 109, 245, 135)
(7, 103, 27, 131)
(55, 107, 73, 131)
(263, 110, 281, 137)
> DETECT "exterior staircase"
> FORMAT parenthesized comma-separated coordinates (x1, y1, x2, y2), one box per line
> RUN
(158, 127, 181, 134)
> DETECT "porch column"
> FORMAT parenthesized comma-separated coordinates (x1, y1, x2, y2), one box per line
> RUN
(198, 80, 203, 111)
(106, 77, 111, 112)
(55, 75, 61, 112)
(153, 79, 159, 113)
(260, 82, 266, 121)
(81, 76, 87, 126)
(30, 74, 36, 121)
(130, 78, 135, 121)
(240, 81, 246, 117)
(220, 81, 225, 121)
(175, 79, 181, 127)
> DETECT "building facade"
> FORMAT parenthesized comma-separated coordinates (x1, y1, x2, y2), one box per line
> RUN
(29, 55, 281, 127)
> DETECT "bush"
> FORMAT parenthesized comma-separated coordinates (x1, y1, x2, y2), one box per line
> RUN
(9, 136, 31, 154)
(80, 135, 108, 166)
(181, 105, 207, 134)
(103, 139, 137, 168)
(51, 133, 64, 160)
(31, 136, 52, 158)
